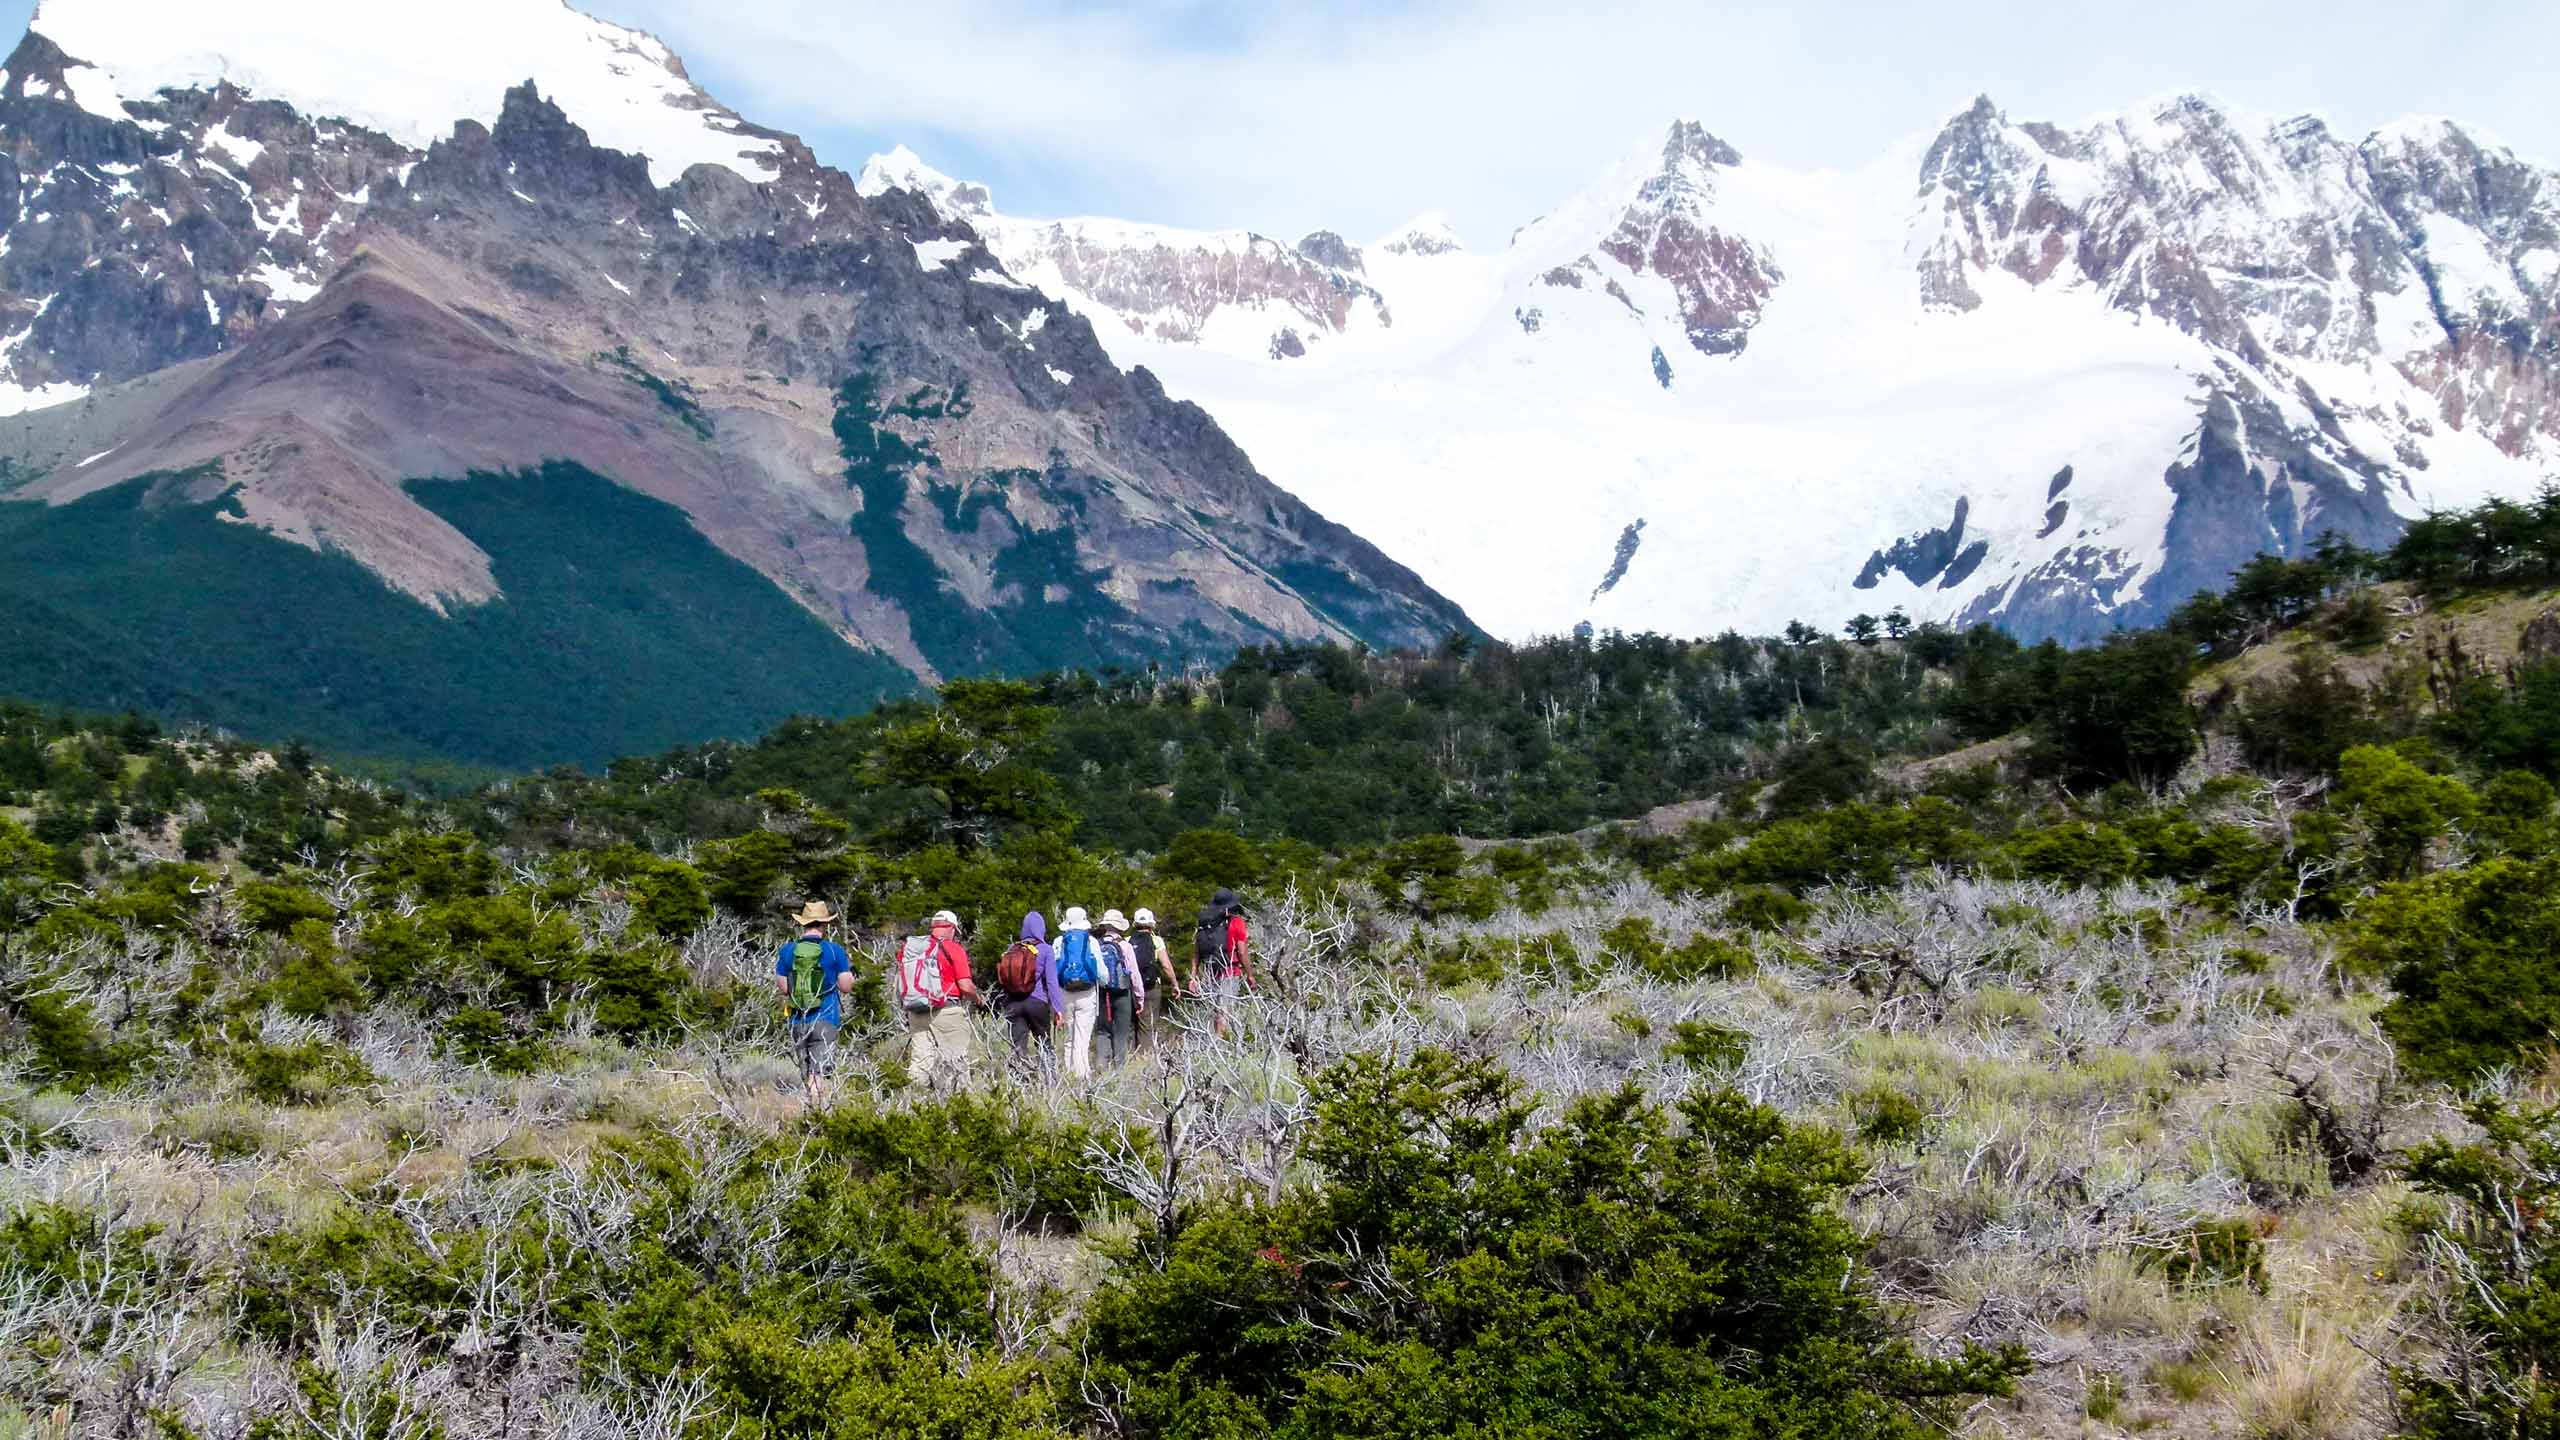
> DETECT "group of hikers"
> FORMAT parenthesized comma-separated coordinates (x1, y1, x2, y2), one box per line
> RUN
(773, 889, 1254, 1100)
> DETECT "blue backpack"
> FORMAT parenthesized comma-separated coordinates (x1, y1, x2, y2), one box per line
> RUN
(1057, 929, 1098, 991)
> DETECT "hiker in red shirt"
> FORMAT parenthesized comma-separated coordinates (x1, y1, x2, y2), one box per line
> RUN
(897, 908, 982, 1084)
(1197, 887, 1254, 1038)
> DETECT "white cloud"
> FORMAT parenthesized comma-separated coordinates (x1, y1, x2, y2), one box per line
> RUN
(12, 0, 2529, 248)
(614, 0, 2559, 248)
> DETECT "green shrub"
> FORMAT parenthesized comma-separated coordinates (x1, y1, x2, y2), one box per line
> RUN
(2353, 854, 2560, 1084)
(441, 1006, 554, 1072)
(2335, 744, 2478, 882)
(1724, 884, 1811, 931)
(2158, 1217, 2268, 1292)
(692, 1317, 1066, 1440)
(625, 857, 713, 939)
(1850, 1085, 1932, 1148)
(585, 941, 689, 1039)
(1667, 1019, 1750, 1071)
(2395, 1097, 2560, 1438)
(263, 920, 365, 1017)
(240, 1200, 555, 1350)
(1658, 931, 1757, 981)
(0, 1201, 167, 1310)
(225, 1028, 375, 1105)
(1080, 1050, 2026, 1440)
(366, 831, 498, 904)
(2, 975, 140, 1087)
(1694, 800, 1979, 897)
(237, 881, 337, 935)
(2002, 821, 2140, 888)
(811, 1091, 1104, 1227)
(1598, 915, 1666, 970)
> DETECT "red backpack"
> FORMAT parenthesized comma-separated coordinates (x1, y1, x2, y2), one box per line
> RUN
(996, 939, 1041, 998)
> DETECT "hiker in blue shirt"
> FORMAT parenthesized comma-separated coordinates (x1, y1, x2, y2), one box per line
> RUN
(775, 899, 854, 1106)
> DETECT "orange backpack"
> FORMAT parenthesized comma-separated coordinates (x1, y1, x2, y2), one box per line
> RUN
(996, 939, 1041, 998)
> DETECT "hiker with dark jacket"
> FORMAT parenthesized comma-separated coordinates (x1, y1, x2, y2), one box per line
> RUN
(775, 900, 855, 1106)
(1129, 907, 1184, 1051)
(1198, 887, 1253, 1038)
(995, 910, 1064, 1072)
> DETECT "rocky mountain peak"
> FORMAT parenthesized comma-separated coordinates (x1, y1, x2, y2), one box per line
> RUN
(1377, 212, 1464, 256)
(1546, 119, 1779, 358)
(1659, 118, 1741, 173)
(856, 147, 1395, 362)
(1907, 87, 2558, 458)
(0, 0, 1475, 733)
(856, 144, 992, 218)
(1295, 229, 1363, 272)
(21, 0, 784, 185)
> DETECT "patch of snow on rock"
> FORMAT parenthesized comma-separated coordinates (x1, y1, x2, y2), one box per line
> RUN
(0, 379, 89, 416)
(250, 263, 319, 304)
(29, 0, 785, 188)
(2421, 216, 2529, 320)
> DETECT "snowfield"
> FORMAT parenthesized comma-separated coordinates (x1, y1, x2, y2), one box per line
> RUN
(865, 104, 2554, 642)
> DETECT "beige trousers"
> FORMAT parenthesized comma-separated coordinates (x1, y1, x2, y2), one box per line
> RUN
(1063, 988, 1101, 1078)
(904, 1003, 974, 1084)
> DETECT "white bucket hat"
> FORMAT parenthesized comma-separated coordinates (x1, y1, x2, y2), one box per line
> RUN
(1061, 905, 1091, 930)
(1098, 909, 1130, 932)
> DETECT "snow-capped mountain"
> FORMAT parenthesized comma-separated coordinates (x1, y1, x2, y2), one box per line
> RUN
(857, 145, 1391, 360)
(867, 98, 2559, 642)
(0, 0, 1470, 756)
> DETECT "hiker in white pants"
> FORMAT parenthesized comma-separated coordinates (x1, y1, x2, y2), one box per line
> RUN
(1054, 906, 1104, 1077)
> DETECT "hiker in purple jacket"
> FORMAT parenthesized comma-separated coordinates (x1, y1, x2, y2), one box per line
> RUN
(993, 910, 1064, 1072)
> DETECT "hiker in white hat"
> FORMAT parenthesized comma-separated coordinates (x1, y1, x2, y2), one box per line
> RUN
(1127, 906, 1184, 1054)
(775, 900, 854, 1105)
(1052, 906, 1105, 1078)
(895, 907, 982, 1085)
(1093, 909, 1146, 1068)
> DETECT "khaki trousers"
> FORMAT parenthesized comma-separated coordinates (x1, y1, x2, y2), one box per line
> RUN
(904, 1003, 974, 1083)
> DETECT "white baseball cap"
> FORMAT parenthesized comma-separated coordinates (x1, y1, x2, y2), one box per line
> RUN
(930, 910, 959, 927)
(1133, 907, 1156, 927)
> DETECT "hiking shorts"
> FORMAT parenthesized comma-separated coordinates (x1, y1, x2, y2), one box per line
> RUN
(791, 1019, 840, 1078)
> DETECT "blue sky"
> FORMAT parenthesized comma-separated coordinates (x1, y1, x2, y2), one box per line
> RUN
(10, 0, 2556, 246)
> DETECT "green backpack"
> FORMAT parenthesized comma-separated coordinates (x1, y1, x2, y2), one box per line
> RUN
(789, 938, 829, 1015)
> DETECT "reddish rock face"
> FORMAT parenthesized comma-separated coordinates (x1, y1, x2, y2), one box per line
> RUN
(1598, 212, 1779, 357)
(1530, 120, 1781, 358)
